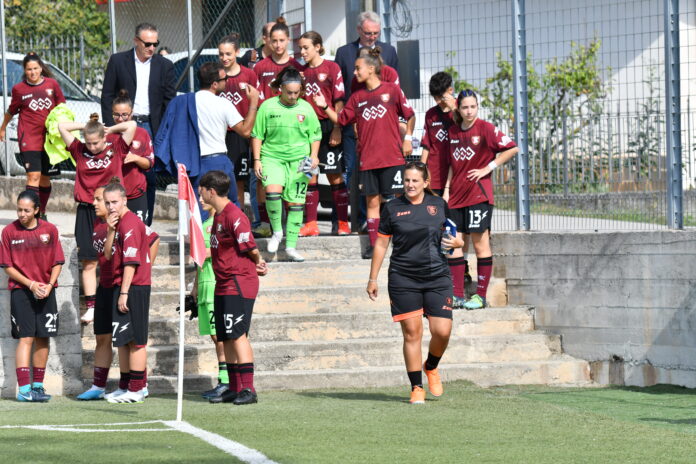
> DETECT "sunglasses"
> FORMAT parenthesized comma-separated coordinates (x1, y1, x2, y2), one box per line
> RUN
(405, 161, 428, 169)
(458, 89, 476, 99)
(360, 29, 380, 37)
(136, 37, 160, 48)
(112, 112, 131, 119)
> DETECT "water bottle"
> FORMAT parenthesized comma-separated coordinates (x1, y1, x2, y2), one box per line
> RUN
(441, 218, 457, 255)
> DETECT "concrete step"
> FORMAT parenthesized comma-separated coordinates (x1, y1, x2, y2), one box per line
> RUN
(81, 332, 561, 378)
(146, 276, 507, 316)
(85, 356, 591, 394)
(81, 306, 537, 348)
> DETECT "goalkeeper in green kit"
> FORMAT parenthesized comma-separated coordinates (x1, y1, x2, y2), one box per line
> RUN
(252, 66, 322, 262)
(193, 197, 230, 400)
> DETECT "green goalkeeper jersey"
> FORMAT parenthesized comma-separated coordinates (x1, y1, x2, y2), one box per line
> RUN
(197, 216, 215, 303)
(252, 96, 322, 161)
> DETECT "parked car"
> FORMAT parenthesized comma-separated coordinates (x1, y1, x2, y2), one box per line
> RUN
(0, 52, 102, 176)
(166, 48, 251, 93)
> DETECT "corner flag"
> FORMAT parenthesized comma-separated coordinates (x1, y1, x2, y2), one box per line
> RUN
(177, 163, 206, 268)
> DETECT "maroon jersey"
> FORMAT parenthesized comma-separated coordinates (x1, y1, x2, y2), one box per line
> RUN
(0, 219, 65, 290)
(447, 119, 517, 209)
(111, 211, 153, 287)
(69, 137, 126, 203)
(338, 82, 414, 171)
(221, 65, 259, 119)
(254, 56, 303, 100)
(302, 59, 345, 120)
(8, 78, 66, 152)
(93, 219, 115, 288)
(351, 65, 399, 94)
(107, 128, 153, 199)
(211, 202, 259, 299)
(421, 106, 454, 190)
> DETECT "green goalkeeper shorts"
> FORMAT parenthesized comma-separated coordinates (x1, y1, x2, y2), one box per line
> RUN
(261, 156, 310, 203)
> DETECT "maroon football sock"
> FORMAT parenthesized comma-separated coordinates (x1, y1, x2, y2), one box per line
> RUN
(93, 367, 109, 388)
(238, 362, 255, 393)
(304, 184, 319, 223)
(16, 367, 31, 388)
(448, 257, 466, 298)
(367, 218, 380, 248)
(32, 367, 46, 384)
(476, 256, 493, 299)
(128, 370, 145, 393)
(38, 185, 52, 214)
(85, 294, 96, 311)
(226, 363, 240, 392)
(331, 183, 349, 222)
(118, 371, 130, 390)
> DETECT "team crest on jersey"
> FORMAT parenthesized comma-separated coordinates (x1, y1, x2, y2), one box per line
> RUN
(380, 93, 390, 103)
(207, 225, 212, 234)
(46, 89, 53, 96)
(217, 224, 223, 232)
(297, 114, 306, 123)
(39, 233, 50, 244)
(132, 140, 141, 149)
(427, 205, 437, 216)
(471, 136, 480, 145)
(318, 73, 328, 82)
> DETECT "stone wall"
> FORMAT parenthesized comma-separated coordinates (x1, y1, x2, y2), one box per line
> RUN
(494, 230, 696, 387)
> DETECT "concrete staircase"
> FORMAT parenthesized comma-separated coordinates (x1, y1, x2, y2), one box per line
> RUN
(81, 235, 592, 392)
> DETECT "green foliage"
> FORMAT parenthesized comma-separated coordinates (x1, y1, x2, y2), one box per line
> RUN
(626, 66, 663, 179)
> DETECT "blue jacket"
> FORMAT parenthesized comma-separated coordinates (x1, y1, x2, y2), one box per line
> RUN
(154, 92, 201, 177)
(335, 39, 399, 100)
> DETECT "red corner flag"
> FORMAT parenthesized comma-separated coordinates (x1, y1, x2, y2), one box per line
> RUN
(177, 163, 206, 267)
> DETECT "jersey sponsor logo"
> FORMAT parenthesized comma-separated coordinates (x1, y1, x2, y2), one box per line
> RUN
(499, 135, 513, 146)
(220, 91, 243, 105)
(210, 234, 219, 248)
(22, 94, 34, 100)
(431, 121, 443, 126)
(452, 146, 476, 161)
(28, 97, 53, 111)
(262, 71, 275, 77)
(238, 231, 251, 243)
(85, 154, 113, 170)
(297, 114, 306, 123)
(357, 101, 367, 108)
(427, 205, 438, 216)
(450, 139, 459, 144)
(361, 104, 387, 121)
(471, 136, 480, 145)
(39, 233, 51, 244)
(396, 210, 411, 217)
(318, 73, 328, 82)
(11, 239, 24, 245)
(335, 82, 345, 92)
(123, 246, 138, 258)
(305, 82, 321, 96)
(380, 93, 390, 103)
(435, 128, 448, 142)
(270, 114, 281, 119)
(132, 140, 141, 149)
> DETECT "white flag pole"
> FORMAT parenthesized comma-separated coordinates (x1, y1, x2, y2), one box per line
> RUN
(176, 194, 188, 422)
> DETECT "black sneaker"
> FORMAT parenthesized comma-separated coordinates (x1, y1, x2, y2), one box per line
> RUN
(31, 386, 51, 402)
(361, 246, 373, 260)
(209, 389, 238, 404)
(201, 383, 228, 399)
(233, 388, 258, 405)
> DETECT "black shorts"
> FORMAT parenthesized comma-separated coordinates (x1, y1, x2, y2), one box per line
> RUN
(127, 194, 148, 224)
(111, 285, 151, 347)
(75, 203, 97, 261)
(450, 202, 493, 234)
(388, 273, 453, 322)
(319, 119, 344, 174)
(213, 294, 255, 341)
(10, 288, 59, 338)
(360, 165, 404, 196)
(94, 285, 114, 336)
(225, 131, 251, 181)
(21, 150, 60, 176)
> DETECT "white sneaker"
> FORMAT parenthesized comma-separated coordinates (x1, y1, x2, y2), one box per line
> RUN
(81, 307, 95, 324)
(106, 389, 145, 404)
(76, 385, 105, 400)
(267, 232, 283, 253)
(104, 388, 127, 400)
(285, 247, 305, 262)
(141, 385, 149, 398)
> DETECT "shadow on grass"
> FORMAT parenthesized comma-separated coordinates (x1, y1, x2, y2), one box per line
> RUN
(639, 417, 696, 426)
(297, 390, 406, 402)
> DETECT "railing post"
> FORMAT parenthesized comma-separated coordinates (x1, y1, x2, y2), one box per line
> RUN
(512, 0, 530, 230)
(664, 0, 683, 229)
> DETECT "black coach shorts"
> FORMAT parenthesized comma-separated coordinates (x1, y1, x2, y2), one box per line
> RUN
(127, 194, 148, 224)
(225, 131, 251, 182)
(21, 150, 60, 176)
(360, 165, 404, 196)
(11, 287, 59, 339)
(111, 285, 151, 347)
(213, 294, 255, 341)
(388, 272, 453, 322)
(319, 119, 344, 174)
(449, 202, 493, 234)
(94, 285, 114, 336)
(75, 203, 98, 261)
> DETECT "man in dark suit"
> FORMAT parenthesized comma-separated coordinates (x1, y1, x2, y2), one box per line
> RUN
(101, 22, 176, 225)
(334, 11, 399, 229)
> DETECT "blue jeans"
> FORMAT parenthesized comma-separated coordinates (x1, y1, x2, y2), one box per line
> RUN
(192, 154, 239, 222)
(136, 120, 156, 226)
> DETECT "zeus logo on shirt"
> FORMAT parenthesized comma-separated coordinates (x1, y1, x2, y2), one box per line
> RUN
(452, 146, 476, 161)
(361, 105, 387, 121)
(262, 72, 275, 77)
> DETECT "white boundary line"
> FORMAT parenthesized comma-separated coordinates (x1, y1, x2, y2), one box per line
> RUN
(164, 420, 279, 464)
(1, 420, 279, 464)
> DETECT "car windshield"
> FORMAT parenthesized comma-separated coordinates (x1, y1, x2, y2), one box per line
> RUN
(0, 59, 92, 101)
